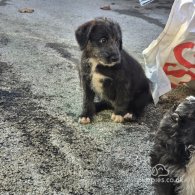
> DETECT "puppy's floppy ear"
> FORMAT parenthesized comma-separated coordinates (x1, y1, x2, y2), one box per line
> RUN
(119, 34, 122, 50)
(115, 23, 122, 50)
(75, 20, 95, 50)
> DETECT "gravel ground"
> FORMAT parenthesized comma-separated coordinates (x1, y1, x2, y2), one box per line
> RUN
(2, 0, 193, 194)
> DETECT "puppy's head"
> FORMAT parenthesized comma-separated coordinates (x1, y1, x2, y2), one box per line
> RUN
(160, 96, 195, 145)
(75, 17, 122, 66)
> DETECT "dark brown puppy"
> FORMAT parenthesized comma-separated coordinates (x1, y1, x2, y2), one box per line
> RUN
(150, 96, 195, 195)
(75, 17, 151, 124)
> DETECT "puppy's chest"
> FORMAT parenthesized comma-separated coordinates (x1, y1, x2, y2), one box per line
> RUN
(88, 59, 116, 98)
(91, 71, 111, 97)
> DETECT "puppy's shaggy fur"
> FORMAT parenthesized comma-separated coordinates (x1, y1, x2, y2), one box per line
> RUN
(75, 17, 151, 124)
(150, 96, 195, 195)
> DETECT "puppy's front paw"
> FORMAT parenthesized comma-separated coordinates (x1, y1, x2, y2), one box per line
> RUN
(78, 117, 91, 124)
(111, 113, 124, 123)
(124, 113, 133, 121)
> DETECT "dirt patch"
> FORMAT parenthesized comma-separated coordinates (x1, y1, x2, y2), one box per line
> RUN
(0, 34, 9, 47)
(45, 42, 80, 66)
(0, 0, 9, 6)
(46, 42, 73, 60)
(114, 9, 164, 28)
(0, 61, 8, 74)
(159, 85, 195, 110)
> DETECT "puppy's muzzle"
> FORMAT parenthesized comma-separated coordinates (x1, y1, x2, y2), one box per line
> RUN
(109, 54, 120, 63)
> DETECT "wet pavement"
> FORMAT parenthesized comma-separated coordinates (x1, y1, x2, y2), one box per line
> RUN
(0, 0, 174, 194)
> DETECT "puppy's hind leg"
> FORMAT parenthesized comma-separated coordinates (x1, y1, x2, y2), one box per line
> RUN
(132, 90, 152, 118)
(112, 103, 129, 123)
(111, 88, 130, 123)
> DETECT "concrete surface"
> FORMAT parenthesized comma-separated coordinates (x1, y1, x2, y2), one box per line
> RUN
(0, 0, 174, 194)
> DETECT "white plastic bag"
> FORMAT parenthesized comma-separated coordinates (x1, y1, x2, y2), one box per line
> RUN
(143, 0, 195, 104)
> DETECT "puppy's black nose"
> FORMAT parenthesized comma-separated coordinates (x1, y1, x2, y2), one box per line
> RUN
(110, 55, 119, 62)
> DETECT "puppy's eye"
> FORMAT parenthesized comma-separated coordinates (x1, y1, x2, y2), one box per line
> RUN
(99, 37, 107, 44)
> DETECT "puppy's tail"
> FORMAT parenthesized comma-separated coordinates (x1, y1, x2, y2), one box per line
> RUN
(95, 101, 113, 113)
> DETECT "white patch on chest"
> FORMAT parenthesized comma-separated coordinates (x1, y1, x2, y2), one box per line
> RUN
(88, 58, 108, 97)
(179, 153, 195, 195)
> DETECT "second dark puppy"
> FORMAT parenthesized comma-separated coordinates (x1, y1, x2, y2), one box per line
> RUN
(150, 96, 195, 195)
(75, 17, 151, 124)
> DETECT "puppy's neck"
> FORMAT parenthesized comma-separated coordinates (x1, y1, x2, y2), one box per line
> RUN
(88, 58, 99, 73)
(88, 57, 117, 73)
